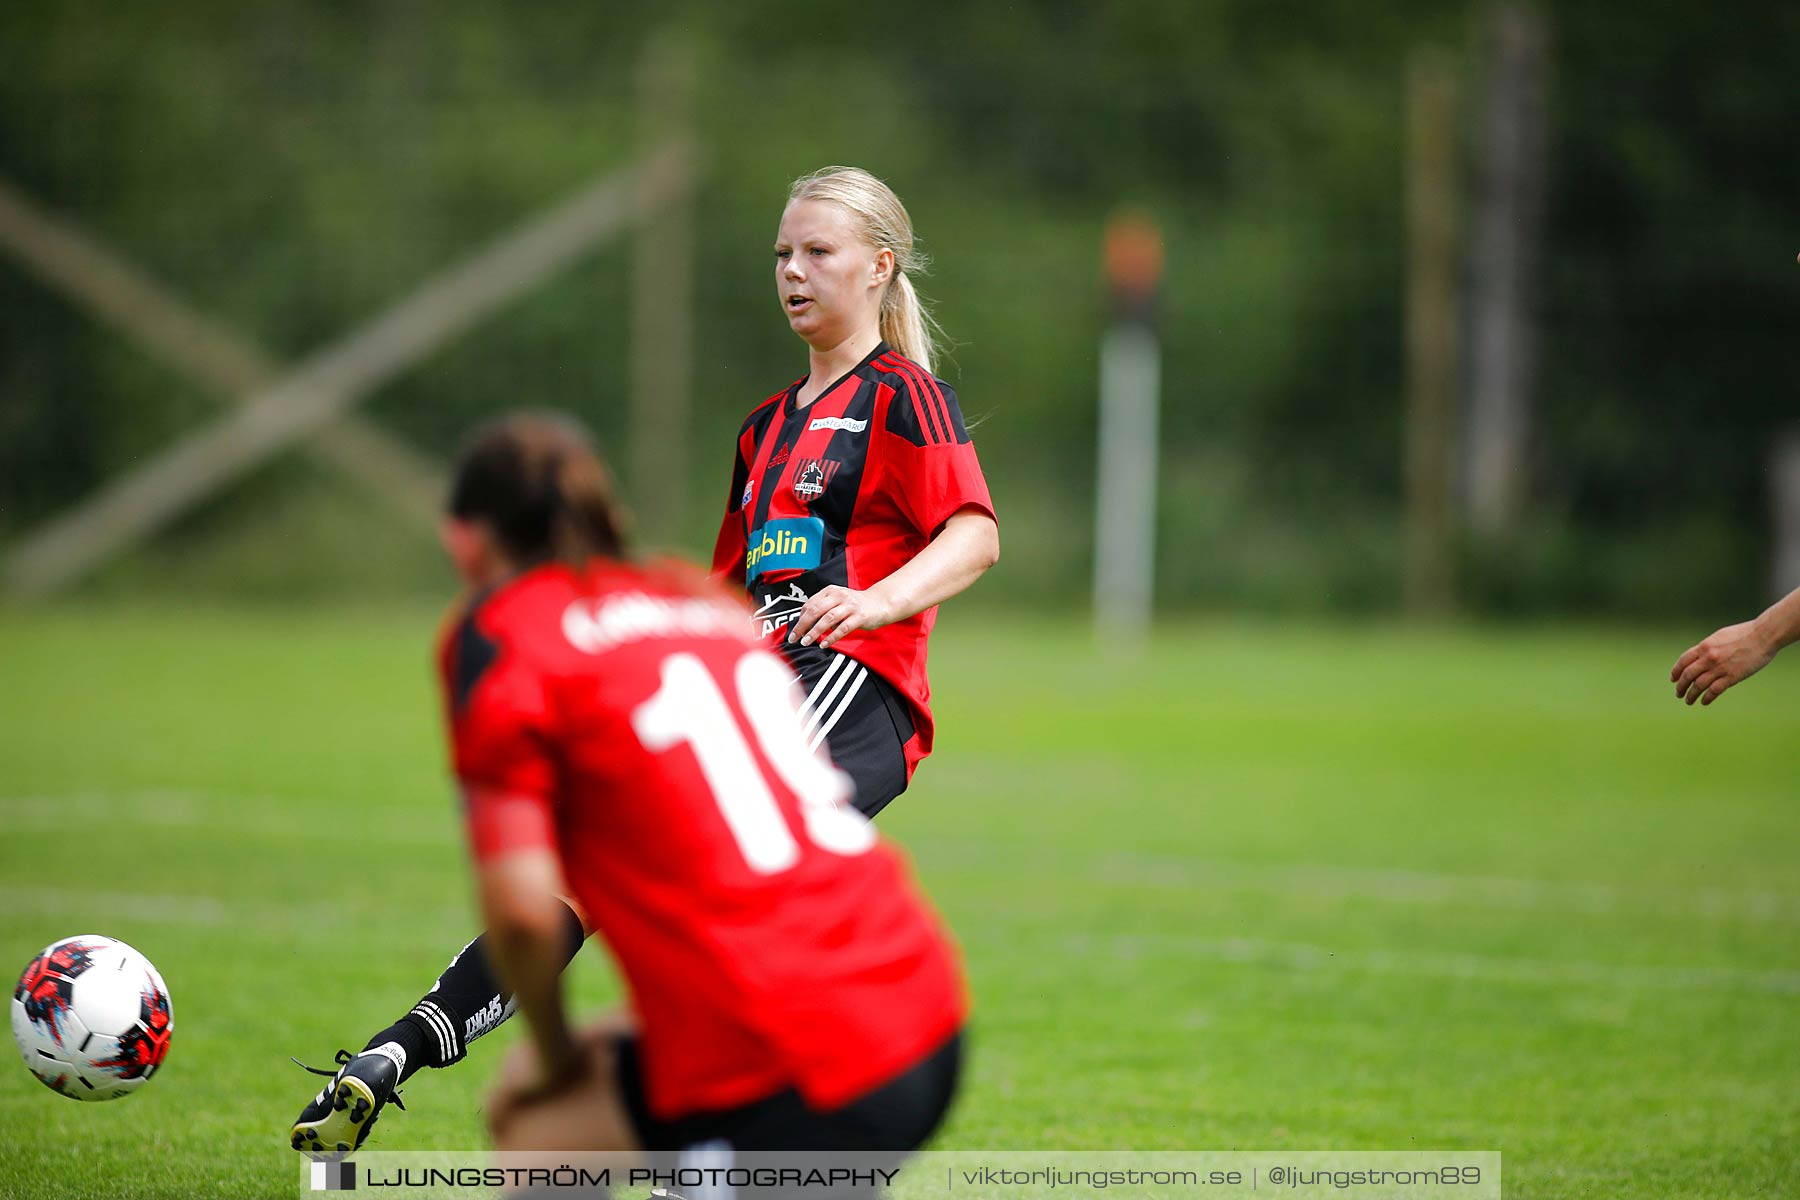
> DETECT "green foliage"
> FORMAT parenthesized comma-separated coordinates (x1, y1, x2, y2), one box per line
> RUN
(0, 2, 1794, 617)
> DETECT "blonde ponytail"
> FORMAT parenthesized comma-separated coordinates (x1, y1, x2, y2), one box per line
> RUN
(880, 271, 942, 375)
(788, 166, 942, 374)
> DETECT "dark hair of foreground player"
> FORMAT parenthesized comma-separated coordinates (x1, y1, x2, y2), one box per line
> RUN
(447, 412, 630, 569)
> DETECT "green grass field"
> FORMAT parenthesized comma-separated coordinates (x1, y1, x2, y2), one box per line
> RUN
(2, 606, 1797, 1198)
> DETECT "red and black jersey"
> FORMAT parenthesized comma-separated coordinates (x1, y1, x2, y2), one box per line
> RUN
(439, 560, 967, 1120)
(709, 342, 995, 777)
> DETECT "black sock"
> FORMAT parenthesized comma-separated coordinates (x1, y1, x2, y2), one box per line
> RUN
(363, 899, 586, 1084)
(359, 1016, 431, 1085)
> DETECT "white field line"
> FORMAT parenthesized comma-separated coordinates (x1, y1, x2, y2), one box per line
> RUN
(0, 789, 455, 845)
(1062, 931, 1800, 996)
(0, 885, 466, 937)
(20, 793, 1793, 926)
(7, 791, 1800, 994)
(911, 838, 1800, 925)
(4, 881, 1795, 998)
(0, 886, 340, 928)
(1088, 851, 1800, 924)
(12, 793, 1800, 925)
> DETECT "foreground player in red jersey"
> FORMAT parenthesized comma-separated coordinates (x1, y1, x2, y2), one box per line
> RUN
(298, 414, 964, 1159)
(714, 165, 999, 817)
(291, 166, 992, 1151)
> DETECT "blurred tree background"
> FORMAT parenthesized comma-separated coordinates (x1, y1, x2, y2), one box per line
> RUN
(1, 0, 1794, 616)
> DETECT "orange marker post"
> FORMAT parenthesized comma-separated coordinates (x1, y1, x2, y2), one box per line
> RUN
(1094, 212, 1165, 648)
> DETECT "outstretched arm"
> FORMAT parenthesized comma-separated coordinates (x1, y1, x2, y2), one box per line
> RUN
(473, 833, 578, 1083)
(788, 509, 1000, 650)
(1671, 585, 1800, 705)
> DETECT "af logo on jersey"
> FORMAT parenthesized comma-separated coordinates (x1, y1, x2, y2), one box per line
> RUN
(753, 581, 811, 640)
(792, 457, 842, 503)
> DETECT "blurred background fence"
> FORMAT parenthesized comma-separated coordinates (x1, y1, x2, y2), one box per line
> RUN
(2, 1, 1795, 618)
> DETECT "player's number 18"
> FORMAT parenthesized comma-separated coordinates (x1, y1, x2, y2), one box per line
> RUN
(632, 651, 877, 873)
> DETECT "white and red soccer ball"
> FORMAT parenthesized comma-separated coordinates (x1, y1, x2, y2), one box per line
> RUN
(11, 935, 173, 1101)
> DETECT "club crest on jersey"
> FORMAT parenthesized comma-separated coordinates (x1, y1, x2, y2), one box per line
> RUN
(741, 481, 754, 509)
(791, 457, 842, 503)
(745, 516, 824, 581)
(809, 416, 867, 433)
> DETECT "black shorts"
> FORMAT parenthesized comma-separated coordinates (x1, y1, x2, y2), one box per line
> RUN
(779, 642, 914, 819)
(616, 1029, 962, 1157)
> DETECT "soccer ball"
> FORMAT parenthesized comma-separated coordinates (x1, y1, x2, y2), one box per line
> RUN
(11, 935, 173, 1101)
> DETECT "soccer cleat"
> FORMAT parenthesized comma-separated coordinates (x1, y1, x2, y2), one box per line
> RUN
(289, 1048, 405, 1156)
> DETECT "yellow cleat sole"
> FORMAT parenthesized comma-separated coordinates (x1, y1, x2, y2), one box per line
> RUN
(290, 1076, 378, 1157)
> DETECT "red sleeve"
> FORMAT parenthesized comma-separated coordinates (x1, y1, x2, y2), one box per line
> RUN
(438, 610, 560, 863)
(881, 373, 997, 537)
(709, 420, 757, 585)
(711, 509, 747, 585)
(462, 785, 558, 863)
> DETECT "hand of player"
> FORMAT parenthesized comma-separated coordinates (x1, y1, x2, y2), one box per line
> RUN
(485, 1040, 587, 1135)
(787, 585, 896, 651)
(1670, 620, 1778, 706)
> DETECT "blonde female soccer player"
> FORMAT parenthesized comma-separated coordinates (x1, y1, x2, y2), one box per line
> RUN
(711, 165, 999, 818)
